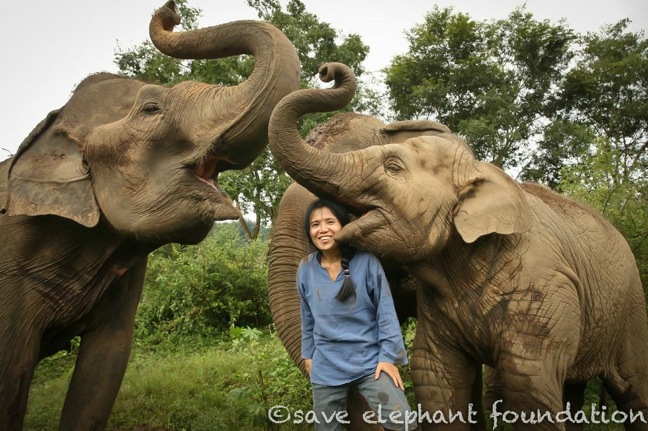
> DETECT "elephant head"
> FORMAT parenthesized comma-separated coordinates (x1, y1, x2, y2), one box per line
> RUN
(3, 0, 300, 245)
(269, 62, 532, 263)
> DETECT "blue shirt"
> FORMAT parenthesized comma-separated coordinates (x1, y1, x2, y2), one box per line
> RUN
(298, 250, 408, 386)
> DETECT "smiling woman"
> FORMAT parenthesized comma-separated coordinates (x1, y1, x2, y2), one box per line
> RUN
(297, 198, 416, 431)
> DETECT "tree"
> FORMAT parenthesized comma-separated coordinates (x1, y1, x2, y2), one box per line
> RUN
(384, 6, 575, 172)
(555, 21, 648, 289)
(384, 8, 647, 289)
(114, 0, 370, 237)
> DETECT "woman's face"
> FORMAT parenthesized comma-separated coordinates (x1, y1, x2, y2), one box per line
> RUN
(309, 207, 342, 252)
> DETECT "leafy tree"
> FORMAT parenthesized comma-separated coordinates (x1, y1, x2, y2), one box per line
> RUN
(384, 6, 575, 172)
(219, 147, 292, 239)
(385, 9, 647, 290)
(556, 21, 648, 289)
(114, 0, 370, 237)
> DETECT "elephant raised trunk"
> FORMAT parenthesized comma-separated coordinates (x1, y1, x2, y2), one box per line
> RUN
(269, 63, 360, 201)
(150, 0, 300, 169)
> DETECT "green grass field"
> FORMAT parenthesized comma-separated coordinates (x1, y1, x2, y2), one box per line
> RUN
(24, 330, 630, 430)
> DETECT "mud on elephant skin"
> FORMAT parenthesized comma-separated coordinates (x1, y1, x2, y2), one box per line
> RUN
(0, 1, 300, 429)
(268, 62, 648, 431)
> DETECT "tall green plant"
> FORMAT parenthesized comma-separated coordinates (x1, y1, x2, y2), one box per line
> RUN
(136, 223, 271, 339)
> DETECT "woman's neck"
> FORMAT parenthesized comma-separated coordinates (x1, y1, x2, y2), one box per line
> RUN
(319, 248, 342, 265)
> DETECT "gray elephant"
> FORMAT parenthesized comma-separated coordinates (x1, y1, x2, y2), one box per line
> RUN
(267, 63, 648, 431)
(0, 1, 299, 429)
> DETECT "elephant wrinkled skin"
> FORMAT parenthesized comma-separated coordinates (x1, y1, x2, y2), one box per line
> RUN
(267, 63, 648, 431)
(0, 1, 300, 429)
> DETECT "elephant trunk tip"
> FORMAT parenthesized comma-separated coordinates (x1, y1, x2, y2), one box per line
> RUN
(153, 1, 180, 32)
(317, 63, 357, 92)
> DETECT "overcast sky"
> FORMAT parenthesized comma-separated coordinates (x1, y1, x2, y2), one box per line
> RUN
(1, 0, 646, 157)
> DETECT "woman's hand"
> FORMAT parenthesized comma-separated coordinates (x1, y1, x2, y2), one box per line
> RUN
(304, 359, 312, 376)
(375, 361, 404, 390)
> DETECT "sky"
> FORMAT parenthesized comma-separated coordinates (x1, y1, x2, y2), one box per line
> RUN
(1, 0, 646, 158)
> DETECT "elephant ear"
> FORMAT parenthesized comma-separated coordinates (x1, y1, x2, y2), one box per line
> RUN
(453, 162, 533, 243)
(382, 120, 451, 143)
(4, 109, 100, 227)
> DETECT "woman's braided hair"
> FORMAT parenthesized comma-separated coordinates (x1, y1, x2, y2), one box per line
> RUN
(304, 198, 356, 301)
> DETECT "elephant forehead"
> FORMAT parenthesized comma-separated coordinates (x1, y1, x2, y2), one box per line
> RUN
(408, 135, 454, 151)
(308, 113, 386, 152)
(377, 136, 449, 161)
(136, 83, 167, 99)
(407, 137, 466, 164)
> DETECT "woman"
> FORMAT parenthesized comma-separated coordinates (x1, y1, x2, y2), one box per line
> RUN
(298, 198, 416, 431)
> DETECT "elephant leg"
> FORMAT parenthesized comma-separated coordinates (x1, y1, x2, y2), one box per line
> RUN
(482, 365, 505, 410)
(495, 353, 567, 431)
(601, 352, 648, 430)
(0, 321, 40, 430)
(470, 366, 487, 431)
(410, 327, 481, 429)
(562, 381, 586, 431)
(600, 294, 648, 431)
(59, 260, 146, 430)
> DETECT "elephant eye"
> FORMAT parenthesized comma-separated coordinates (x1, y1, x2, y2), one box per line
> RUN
(142, 102, 161, 114)
(385, 157, 404, 174)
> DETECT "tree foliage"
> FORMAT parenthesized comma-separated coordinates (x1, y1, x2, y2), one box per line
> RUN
(555, 21, 648, 288)
(114, 0, 369, 237)
(386, 10, 647, 289)
(136, 223, 271, 337)
(384, 6, 575, 172)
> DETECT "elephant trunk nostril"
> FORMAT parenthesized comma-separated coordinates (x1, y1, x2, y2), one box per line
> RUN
(318, 65, 329, 79)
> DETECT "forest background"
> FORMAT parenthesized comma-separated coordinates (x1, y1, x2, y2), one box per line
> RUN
(25, 0, 647, 429)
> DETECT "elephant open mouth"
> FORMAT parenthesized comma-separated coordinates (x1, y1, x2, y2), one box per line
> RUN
(337, 206, 387, 243)
(193, 156, 229, 196)
(184, 154, 240, 221)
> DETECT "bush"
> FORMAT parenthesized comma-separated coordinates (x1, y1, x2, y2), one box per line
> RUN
(135, 223, 271, 340)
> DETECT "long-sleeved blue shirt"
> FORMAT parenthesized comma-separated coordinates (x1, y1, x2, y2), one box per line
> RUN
(298, 250, 408, 386)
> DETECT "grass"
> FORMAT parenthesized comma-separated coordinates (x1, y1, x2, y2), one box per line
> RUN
(25, 330, 313, 430)
(24, 330, 631, 430)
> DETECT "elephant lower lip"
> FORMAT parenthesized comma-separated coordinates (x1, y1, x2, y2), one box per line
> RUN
(194, 174, 229, 197)
(196, 175, 217, 189)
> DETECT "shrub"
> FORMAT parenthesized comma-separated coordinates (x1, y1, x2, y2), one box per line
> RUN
(135, 223, 271, 340)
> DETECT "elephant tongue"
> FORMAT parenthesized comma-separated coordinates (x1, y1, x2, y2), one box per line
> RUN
(195, 157, 220, 189)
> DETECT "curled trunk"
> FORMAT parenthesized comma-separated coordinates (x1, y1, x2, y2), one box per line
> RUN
(150, 0, 300, 167)
(268, 62, 358, 197)
(268, 65, 384, 430)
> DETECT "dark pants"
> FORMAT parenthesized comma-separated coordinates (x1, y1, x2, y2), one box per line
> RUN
(312, 373, 415, 430)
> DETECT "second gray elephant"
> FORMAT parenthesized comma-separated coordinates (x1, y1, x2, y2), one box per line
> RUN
(267, 63, 648, 431)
